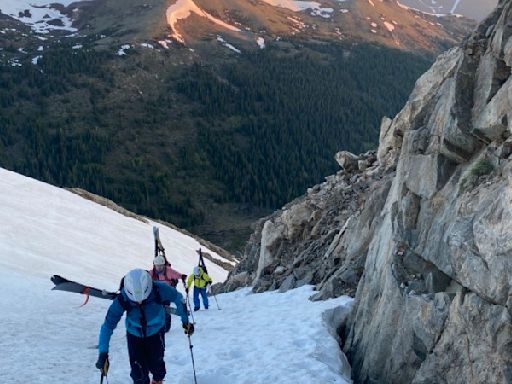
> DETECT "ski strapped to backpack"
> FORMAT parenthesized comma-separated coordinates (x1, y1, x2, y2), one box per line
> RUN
(153, 226, 168, 261)
(197, 248, 208, 274)
(51, 275, 117, 306)
(50, 274, 180, 315)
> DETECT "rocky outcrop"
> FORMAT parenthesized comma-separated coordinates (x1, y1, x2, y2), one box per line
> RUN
(222, 1, 512, 382)
(344, 2, 512, 382)
(219, 148, 394, 297)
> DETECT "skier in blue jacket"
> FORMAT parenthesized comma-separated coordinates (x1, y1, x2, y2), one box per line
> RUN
(95, 269, 194, 384)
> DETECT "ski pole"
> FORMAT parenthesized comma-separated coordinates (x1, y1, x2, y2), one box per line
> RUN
(100, 355, 110, 384)
(182, 281, 195, 324)
(212, 292, 221, 310)
(186, 332, 198, 384)
(208, 285, 221, 310)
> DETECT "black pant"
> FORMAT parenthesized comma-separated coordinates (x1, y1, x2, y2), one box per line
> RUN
(127, 328, 166, 384)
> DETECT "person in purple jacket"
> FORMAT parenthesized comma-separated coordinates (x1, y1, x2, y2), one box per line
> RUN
(95, 269, 194, 384)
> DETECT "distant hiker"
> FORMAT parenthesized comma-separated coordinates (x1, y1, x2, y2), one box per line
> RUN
(150, 255, 187, 288)
(186, 265, 212, 311)
(96, 269, 194, 384)
(149, 256, 187, 332)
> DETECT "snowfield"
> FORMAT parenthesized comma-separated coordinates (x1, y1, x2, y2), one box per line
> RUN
(0, 168, 353, 383)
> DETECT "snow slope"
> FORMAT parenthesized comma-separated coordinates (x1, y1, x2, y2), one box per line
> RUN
(0, 269, 352, 383)
(0, 168, 353, 383)
(0, 167, 230, 290)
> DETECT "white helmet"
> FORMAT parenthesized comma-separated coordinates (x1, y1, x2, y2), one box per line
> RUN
(153, 256, 166, 266)
(123, 269, 153, 302)
(193, 266, 200, 276)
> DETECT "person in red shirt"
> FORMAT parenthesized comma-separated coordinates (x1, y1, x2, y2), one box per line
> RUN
(149, 256, 187, 332)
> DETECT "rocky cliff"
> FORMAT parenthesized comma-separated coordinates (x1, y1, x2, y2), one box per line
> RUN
(220, 1, 512, 382)
(344, 1, 512, 382)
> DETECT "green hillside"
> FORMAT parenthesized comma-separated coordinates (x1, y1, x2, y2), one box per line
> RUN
(0, 40, 430, 251)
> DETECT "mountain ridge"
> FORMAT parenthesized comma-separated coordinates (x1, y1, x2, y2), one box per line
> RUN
(0, 0, 475, 54)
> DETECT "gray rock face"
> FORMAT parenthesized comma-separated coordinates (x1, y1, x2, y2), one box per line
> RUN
(345, 2, 512, 382)
(222, 1, 512, 382)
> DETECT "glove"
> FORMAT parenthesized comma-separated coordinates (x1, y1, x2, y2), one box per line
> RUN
(181, 274, 187, 281)
(182, 322, 195, 336)
(95, 352, 109, 371)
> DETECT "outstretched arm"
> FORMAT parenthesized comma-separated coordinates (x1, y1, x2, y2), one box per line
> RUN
(98, 297, 125, 353)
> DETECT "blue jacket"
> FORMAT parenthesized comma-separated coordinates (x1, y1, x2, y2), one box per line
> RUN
(98, 281, 188, 353)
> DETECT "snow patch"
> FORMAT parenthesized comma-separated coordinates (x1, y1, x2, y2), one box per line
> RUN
(31, 55, 42, 64)
(257, 36, 265, 49)
(166, 0, 240, 44)
(72, 44, 83, 50)
(159, 40, 170, 49)
(311, 7, 334, 18)
(287, 16, 306, 29)
(8, 58, 22, 67)
(117, 44, 131, 56)
(259, 0, 331, 17)
(140, 43, 154, 49)
(384, 21, 395, 31)
(217, 35, 241, 53)
(262, 0, 337, 18)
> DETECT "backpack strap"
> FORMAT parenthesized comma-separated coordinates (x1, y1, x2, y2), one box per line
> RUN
(116, 282, 170, 313)
(116, 291, 130, 312)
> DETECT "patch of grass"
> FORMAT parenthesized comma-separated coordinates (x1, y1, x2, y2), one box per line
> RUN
(470, 159, 494, 178)
(459, 158, 494, 195)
